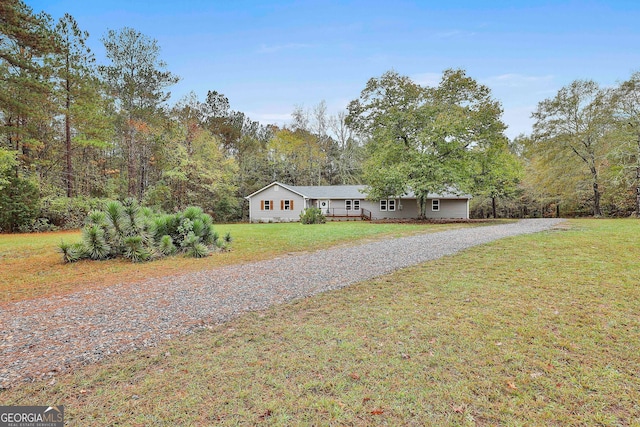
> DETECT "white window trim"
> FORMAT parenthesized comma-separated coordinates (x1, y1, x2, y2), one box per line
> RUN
(432, 199, 440, 211)
(264, 200, 271, 211)
(388, 199, 396, 211)
(346, 200, 361, 211)
(283, 200, 291, 210)
(380, 200, 387, 211)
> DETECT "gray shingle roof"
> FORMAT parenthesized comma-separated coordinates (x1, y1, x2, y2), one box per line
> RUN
(276, 182, 470, 199)
(280, 184, 367, 199)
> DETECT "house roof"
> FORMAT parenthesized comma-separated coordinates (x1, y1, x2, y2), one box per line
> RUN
(280, 183, 367, 199)
(246, 181, 471, 200)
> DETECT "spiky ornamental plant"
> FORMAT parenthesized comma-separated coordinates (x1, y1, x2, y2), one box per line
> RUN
(122, 198, 145, 235)
(181, 232, 209, 258)
(82, 225, 111, 260)
(122, 235, 152, 262)
(198, 214, 216, 246)
(182, 206, 203, 222)
(58, 241, 86, 263)
(103, 200, 129, 254)
(86, 210, 108, 228)
(211, 230, 220, 247)
(150, 215, 165, 242)
(158, 234, 177, 256)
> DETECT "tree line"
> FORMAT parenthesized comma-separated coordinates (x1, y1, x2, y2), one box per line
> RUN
(1, 0, 639, 232)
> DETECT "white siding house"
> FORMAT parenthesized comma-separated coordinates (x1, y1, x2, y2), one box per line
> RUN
(246, 182, 471, 223)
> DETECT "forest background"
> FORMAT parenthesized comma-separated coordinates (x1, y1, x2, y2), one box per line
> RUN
(2, 0, 640, 232)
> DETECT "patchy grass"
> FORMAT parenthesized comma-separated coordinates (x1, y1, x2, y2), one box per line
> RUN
(1, 219, 638, 425)
(0, 221, 474, 303)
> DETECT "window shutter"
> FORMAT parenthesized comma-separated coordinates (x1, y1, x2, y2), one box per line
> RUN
(291, 200, 294, 210)
(280, 200, 284, 210)
(271, 200, 274, 211)
(261, 200, 264, 210)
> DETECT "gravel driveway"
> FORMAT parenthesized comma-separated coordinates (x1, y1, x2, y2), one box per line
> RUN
(0, 218, 562, 388)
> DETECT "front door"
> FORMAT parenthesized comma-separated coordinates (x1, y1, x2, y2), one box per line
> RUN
(317, 199, 330, 214)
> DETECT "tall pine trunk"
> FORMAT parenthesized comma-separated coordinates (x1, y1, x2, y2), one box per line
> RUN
(64, 60, 73, 197)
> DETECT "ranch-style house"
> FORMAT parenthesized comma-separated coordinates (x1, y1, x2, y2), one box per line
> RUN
(245, 181, 471, 223)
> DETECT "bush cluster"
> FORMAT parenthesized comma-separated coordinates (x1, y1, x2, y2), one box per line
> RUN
(300, 207, 326, 224)
(59, 199, 231, 263)
(40, 196, 111, 230)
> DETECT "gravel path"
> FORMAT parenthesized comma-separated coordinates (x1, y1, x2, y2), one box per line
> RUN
(0, 218, 562, 388)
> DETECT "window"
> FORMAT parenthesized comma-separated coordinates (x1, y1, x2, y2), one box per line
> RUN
(261, 200, 272, 210)
(432, 199, 440, 211)
(380, 200, 387, 211)
(281, 199, 294, 210)
(388, 199, 396, 211)
(345, 200, 360, 211)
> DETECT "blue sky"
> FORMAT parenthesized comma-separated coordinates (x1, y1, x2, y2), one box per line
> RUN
(25, 0, 640, 138)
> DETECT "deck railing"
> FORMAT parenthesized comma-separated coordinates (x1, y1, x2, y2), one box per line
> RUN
(321, 208, 372, 221)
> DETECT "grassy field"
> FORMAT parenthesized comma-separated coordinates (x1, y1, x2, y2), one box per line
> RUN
(0, 221, 471, 303)
(1, 219, 639, 425)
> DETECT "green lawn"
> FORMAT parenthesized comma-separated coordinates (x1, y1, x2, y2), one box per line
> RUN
(1, 219, 638, 425)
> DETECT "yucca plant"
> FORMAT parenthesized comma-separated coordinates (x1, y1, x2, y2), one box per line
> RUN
(86, 210, 107, 228)
(58, 241, 86, 263)
(158, 234, 177, 256)
(123, 198, 145, 235)
(104, 200, 129, 252)
(187, 242, 209, 258)
(211, 230, 220, 246)
(182, 206, 203, 221)
(182, 231, 210, 258)
(82, 225, 111, 260)
(150, 215, 170, 242)
(191, 218, 206, 239)
(122, 235, 152, 263)
(58, 202, 226, 263)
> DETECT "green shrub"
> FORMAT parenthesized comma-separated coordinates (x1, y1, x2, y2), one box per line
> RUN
(0, 175, 40, 232)
(59, 201, 231, 263)
(300, 207, 326, 224)
(40, 196, 110, 229)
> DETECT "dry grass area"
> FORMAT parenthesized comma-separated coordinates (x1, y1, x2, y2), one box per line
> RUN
(1, 219, 638, 425)
(0, 221, 472, 303)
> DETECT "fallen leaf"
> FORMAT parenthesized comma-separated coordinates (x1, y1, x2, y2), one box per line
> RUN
(452, 404, 464, 413)
(507, 381, 517, 390)
(401, 353, 411, 360)
(349, 373, 361, 380)
(362, 397, 371, 403)
(429, 338, 436, 344)
(371, 408, 384, 415)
